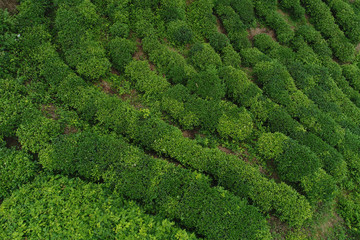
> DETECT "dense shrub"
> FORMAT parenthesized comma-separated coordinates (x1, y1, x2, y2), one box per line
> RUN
(187, 68, 225, 100)
(125, 60, 170, 96)
(301, 169, 337, 205)
(278, 0, 305, 21)
(219, 66, 262, 107)
(300, 0, 355, 62)
(257, 132, 321, 182)
(239, 47, 271, 67)
(108, 37, 136, 72)
(188, 43, 222, 70)
(109, 21, 130, 38)
(214, 4, 251, 51)
(230, 0, 256, 26)
(342, 64, 360, 92)
(217, 102, 253, 141)
(209, 32, 230, 52)
(0, 78, 34, 137)
(0, 175, 198, 239)
(16, 114, 62, 153)
(39, 131, 272, 239)
(186, 0, 217, 39)
(0, 148, 38, 200)
(324, 0, 360, 43)
(167, 20, 193, 45)
(221, 45, 242, 68)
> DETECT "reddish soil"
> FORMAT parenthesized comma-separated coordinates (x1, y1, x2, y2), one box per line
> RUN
(218, 146, 234, 154)
(120, 89, 144, 109)
(99, 80, 117, 95)
(186, 0, 194, 6)
(216, 17, 227, 35)
(111, 68, 120, 75)
(0, 0, 18, 14)
(64, 126, 78, 135)
(265, 159, 281, 182)
(4, 136, 21, 149)
(356, 43, 360, 52)
(133, 38, 145, 61)
(41, 104, 59, 120)
(311, 212, 343, 239)
(248, 26, 277, 41)
(268, 215, 290, 239)
(182, 130, 197, 139)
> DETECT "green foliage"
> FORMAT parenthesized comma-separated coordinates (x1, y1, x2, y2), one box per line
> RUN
(17, 114, 62, 153)
(108, 37, 136, 72)
(187, 0, 217, 39)
(295, 25, 332, 57)
(167, 20, 193, 45)
(0, 175, 198, 239)
(187, 68, 225, 100)
(159, 0, 186, 22)
(188, 43, 222, 70)
(342, 64, 360, 92)
(142, 36, 196, 85)
(217, 103, 253, 141)
(109, 21, 130, 38)
(278, 0, 305, 21)
(324, 0, 360, 43)
(0, 148, 37, 200)
(301, 169, 337, 205)
(257, 132, 288, 160)
(55, 1, 111, 80)
(257, 132, 321, 183)
(253, 33, 279, 54)
(301, 0, 355, 62)
(221, 45, 242, 68)
(239, 47, 271, 67)
(219, 66, 262, 107)
(125, 60, 170, 96)
(209, 32, 229, 52)
(39, 131, 272, 239)
(230, 0, 256, 26)
(277, 138, 321, 182)
(0, 78, 34, 137)
(214, 4, 251, 51)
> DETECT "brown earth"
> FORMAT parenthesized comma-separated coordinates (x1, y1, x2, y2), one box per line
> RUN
(248, 26, 277, 41)
(64, 126, 78, 135)
(4, 136, 21, 149)
(133, 38, 145, 61)
(41, 104, 59, 120)
(216, 17, 227, 35)
(0, 0, 18, 14)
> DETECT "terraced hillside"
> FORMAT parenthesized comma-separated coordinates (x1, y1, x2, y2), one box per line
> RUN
(2, 0, 360, 239)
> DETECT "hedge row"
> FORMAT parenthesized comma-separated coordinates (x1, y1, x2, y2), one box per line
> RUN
(186, 0, 217, 41)
(252, 32, 360, 134)
(323, 0, 360, 43)
(278, 0, 306, 22)
(15, 0, 313, 227)
(257, 132, 337, 205)
(0, 175, 198, 239)
(54, 0, 111, 80)
(295, 25, 333, 58)
(25, 33, 312, 227)
(218, 56, 346, 182)
(0, 146, 38, 200)
(139, 28, 340, 206)
(253, 0, 295, 44)
(253, 60, 345, 147)
(38, 131, 271, 239)
(214, 3, 251, 51)
(300, 0, 355, 62)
